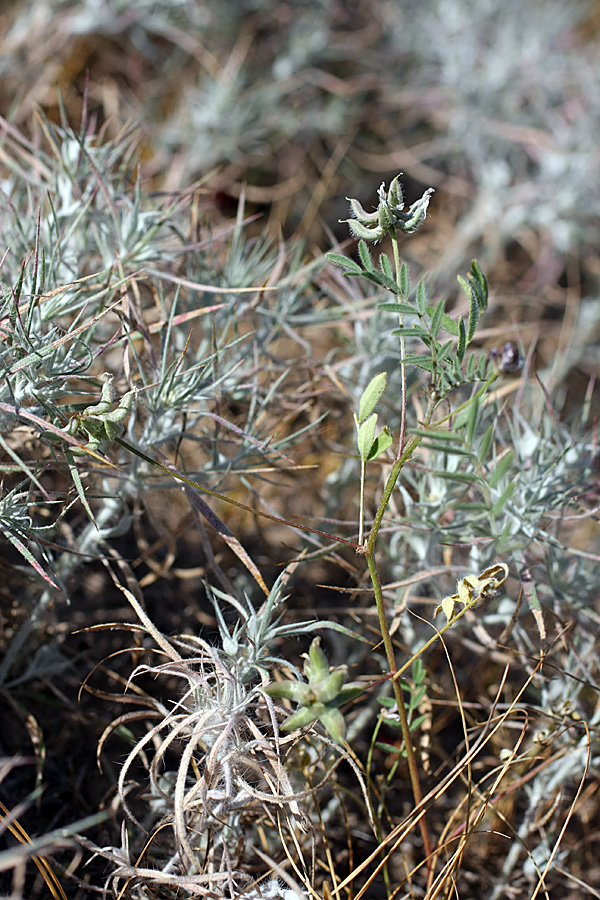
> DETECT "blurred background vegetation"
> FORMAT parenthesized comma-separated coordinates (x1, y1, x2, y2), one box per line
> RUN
(1, 1, 599, 897)
(2, 0, 599, 384)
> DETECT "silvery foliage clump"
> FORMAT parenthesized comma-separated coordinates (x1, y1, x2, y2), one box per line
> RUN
(0, 115, 164, 583)
(94, 572, 352, 898)
(390, 378, 595, 557)
(385, 0, 600, 262)
(2, 0, 351, 174)
(3, 1, 599, 264)
(0, 107, 325, 588)
(1, 125, 175, 313)
(0, 116, 344, 875)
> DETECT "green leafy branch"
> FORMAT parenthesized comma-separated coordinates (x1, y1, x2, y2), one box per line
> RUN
(325, 175, 520, 870)
(331, 245, 493, 402)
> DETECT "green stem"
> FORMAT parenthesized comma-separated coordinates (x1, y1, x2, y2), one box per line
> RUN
(359, 457, 366, 545)
(365, 431, 424, 558)
(362, 228, 435, 870)
(389, 596, 483, 683)
(363, 376, 492, 869)
(364, 469, 432, 869)
(390, 231, 407, 455)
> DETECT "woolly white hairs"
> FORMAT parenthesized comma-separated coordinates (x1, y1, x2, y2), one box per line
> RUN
(243, 877, 309, 900)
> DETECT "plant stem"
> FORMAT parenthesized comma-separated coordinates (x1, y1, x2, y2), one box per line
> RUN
(359, 457, 367, 545)
(363, 435, 433, 868)
(390, 232, 408, 455)
(362, 228, 436, 869)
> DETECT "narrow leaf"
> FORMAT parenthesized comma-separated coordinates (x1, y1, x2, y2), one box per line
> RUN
(416, 281, 427, 315)
(378, 302, 416, 315)
(391, 326, 430, 338)
(427, 307, 459, 336)
(436, 470, 484, 484)
(379, 253, 394, 280)
(379, 693, 410, 707)
(3, 530, 59, 589)
(375, 741, 404, 753)
(318, 707, 347, 743)
(326, 252, 362, 274)
(357, 414, 377, 461)
(358, 372, 387, 423)
(466, 284, 479, 342)
(488, 450, 515, 488)
(478, 424, 494, 463)
(408, 714, 427, 732)
(308, 638, 331, 680)
(519, 563, 546, 643)
(400, 354, 434, 372)
(280, 707, 318, 732)
(491, 480, 516, 515)
(65, 450, 96, 525)
(419, 442, 471, 456)
(457, 274, 470, 300)
(184, 482, 269, 595)
(361, 269, 402, 292)
(412, 658, 425, 682)
(436, 340, 453, 362)
(264, 681, 311, 703)
(410, 687, 427, 711)
(410, 428, 464, 442)
(466, 396, 479, 444)
(399, 262, 409, 298)
(446, 500, 488, 511)
(317, 670, 346, 704)
(457, 317, 466, 363)
(337, 683, 368, 704)
(358, 239, 373, 272)
(299, 620, 372, 643)
(468, 276, 486, 313)
(430, 298, 445, 339)
(470, 260, 488, 311)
